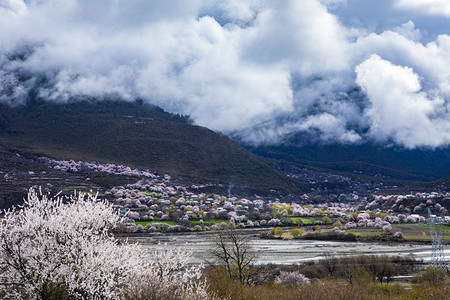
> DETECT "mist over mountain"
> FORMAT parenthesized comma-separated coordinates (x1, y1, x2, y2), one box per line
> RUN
(1, 0, 450, 149)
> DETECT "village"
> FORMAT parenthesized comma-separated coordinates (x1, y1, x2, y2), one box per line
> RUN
(46, 158, 450, 237)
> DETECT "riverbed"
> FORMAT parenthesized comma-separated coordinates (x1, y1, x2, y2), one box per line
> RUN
(127, 232, 449, 265)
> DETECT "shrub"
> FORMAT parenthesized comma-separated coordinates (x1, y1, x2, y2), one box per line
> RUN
(344, 221, 357, 229)
(272, 227, 284, 237)
(166, 225, 185, 232)
(322, 216, 332, 224)
(178, 218, 191, 227)
(419, 267, 447, 286)
(148, 226, 159, 232)
(136, 224, 145, 232)
(211, 222, 229, 231)
(274, 271, 310, 286)
(382, 224, 392, 232)
(393, 231, 403, 238)
(332, 221, 342, 227)
(290, 228, 304, 238)
(151, 222, 170, 231)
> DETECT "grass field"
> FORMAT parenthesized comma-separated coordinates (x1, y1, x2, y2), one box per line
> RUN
(347, 224, 450, 242)
(419, 224, 450, 230)
(142, 191, 162, 196)
(135, 220, 178, 227)
(346, 229, 385, 237)
(191, 219, 229, 225)
(281, 217, 316, 225)
(393, 224, 450, 242)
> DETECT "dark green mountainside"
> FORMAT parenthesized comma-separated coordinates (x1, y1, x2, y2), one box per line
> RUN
(1, 99, 448, 196)
(0, 100, 300, 194)
(246, 140, 450, 186)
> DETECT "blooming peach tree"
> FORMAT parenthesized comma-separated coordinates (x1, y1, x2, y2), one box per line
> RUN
(274, 271, 310, 286)
(0, 188, 212, 299)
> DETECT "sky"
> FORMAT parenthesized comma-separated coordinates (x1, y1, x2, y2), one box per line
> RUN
(1, 0, 450, 148)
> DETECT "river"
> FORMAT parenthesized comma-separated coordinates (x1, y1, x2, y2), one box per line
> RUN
(127, 232, 449, 265)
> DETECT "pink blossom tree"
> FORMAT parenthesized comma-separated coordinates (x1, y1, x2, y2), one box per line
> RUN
(274, 271, 310, 286)
(406, 215, 417, 223)
(268, 218, 282, 226)
(382, 224, 392, 232)
(126, 211, 140, 220)
(394, 231, 403, 238)
(344, 221, 357, 229)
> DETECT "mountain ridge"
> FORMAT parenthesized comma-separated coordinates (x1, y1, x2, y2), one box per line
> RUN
(245, 140, 450, 186)
(0, 100, 301, 194)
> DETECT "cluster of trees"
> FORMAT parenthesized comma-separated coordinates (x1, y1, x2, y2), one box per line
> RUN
(367, 193, 448, 216)
(47, 159, 158, 178)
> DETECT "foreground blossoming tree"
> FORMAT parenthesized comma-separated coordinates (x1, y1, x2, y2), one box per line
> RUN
(0, 188, 212, 299)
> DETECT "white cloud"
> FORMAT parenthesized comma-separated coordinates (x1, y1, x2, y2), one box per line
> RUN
(393, 21, 421, 41)
(0, 0, 450, 148)
(239, 0, 350, 75)
(355, 55, 450, 148)
(353, 24, 450, 97)
(0, 0, 27, 16)
(396, 0, 450, 17)
(294, 113, 361, 143)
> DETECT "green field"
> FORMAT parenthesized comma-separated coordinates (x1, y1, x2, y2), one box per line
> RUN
(142, 191, 162, 196)
(191, 219, 229, 225)
(347, 224, 450, 242)
(346, 229, 386, 237)
(419, 224, 450, 230)
(282, 217, 316, 225)
(135, 220, 177, 227)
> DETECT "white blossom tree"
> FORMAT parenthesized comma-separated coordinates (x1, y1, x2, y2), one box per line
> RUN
(274, 271, 311, 286)
(0, 188, 212, 300)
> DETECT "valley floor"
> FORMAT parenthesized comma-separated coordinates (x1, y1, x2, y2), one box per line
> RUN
(129, 232, 445, 266)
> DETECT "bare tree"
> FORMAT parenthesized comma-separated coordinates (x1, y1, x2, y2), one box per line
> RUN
(210, 227, 257, 284)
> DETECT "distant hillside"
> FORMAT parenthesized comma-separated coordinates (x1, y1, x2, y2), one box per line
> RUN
(0, 100, 301, 194)
(246, 140, 450, 186)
